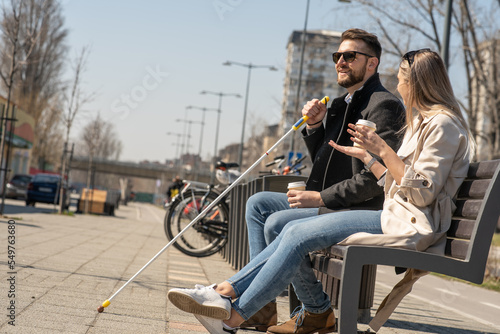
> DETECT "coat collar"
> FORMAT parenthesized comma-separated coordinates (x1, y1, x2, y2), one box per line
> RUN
(397, 112, 440, 159)
(350, 73, 382, 103)
(330, 73, 383, 113)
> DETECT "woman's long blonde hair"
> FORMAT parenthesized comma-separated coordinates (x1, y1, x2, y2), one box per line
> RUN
(399, 50, 475, 156)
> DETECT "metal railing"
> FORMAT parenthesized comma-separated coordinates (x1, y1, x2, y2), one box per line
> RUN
(223, 175, 308, 270)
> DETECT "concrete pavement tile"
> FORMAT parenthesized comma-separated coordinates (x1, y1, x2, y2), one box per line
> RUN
(36, 290, 104, 310)
(4, 325, 82, 334)
(167, 270, 207, 281)
(23, 302, 96, 319)
(8, 316, 92, 333)
(168, 320, 210, 333)
(167, 275, 210, 285)
(90, 314, 167, 332)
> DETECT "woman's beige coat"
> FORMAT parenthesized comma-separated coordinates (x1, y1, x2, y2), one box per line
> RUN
(339, 111, 470, 331)
(340, 112, 470, 253)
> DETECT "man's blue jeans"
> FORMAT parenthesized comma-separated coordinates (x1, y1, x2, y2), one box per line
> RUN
(229, 209, 383, 320)
(245, 191, 319, 259)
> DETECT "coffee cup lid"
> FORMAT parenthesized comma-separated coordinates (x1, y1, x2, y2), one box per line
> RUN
(288, 181, 306, 188)
(356, 119, 376, 129)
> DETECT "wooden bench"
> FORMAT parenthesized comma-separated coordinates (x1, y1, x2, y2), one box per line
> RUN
(308, 159, 500, 333)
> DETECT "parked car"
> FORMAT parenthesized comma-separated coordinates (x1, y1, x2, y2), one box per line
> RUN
(26, 174, 69, 209)
(4, 174, 33, 199)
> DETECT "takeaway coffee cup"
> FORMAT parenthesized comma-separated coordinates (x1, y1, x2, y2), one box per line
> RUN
(288, 181, 306, 191)
(353, 119, 377, 148)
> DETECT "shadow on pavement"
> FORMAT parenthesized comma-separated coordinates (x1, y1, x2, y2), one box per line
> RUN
(383, 319, 497, 334)
(0, 201, 58, 215)
(0, 219, 42, 228)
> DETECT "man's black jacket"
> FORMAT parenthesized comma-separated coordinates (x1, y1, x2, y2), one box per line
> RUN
(303, 73, 405, 210)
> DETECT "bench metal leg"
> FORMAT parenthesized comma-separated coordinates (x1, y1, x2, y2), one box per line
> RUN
(337, 260, 363, 333)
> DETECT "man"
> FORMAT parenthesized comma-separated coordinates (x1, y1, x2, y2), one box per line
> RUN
(241, 28, 405, 333)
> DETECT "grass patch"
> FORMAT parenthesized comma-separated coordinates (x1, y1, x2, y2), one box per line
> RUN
(480, 276, 500, 292)
(431, 273, 500, 292)
(492, 233, 500, 247)
(1, 215, 23, 220)
(52, 211, 75, 217)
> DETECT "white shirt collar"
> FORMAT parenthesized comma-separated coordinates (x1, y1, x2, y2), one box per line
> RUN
(344, 85, 364, 104)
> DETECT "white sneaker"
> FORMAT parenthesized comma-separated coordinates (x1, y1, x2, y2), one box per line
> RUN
(167, 284, 231, 320)
(194, 314, 238, 334)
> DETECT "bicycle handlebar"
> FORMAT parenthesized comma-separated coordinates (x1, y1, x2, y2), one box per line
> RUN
(290, 155, 307, 167)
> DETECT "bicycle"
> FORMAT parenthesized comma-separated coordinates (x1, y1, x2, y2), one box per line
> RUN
(259, 154, 307, 176)
(163, 161, 240, 257)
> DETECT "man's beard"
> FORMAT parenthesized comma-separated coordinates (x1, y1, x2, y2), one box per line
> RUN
(337, 66, 366, 88)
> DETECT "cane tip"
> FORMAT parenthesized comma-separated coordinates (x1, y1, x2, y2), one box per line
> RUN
(98, 299, 110, 313)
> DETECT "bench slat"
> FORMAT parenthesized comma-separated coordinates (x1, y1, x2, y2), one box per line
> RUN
(323, 245, 347, 258)
(445, 238, 469, 259)
(467, 159, 500, 178)
(457, 179, 491, 199)
(453, 199, 483, 219)
(448, 218, 476, 239)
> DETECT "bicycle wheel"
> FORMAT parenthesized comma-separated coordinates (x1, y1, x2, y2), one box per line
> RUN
(164, 190, 229, 257)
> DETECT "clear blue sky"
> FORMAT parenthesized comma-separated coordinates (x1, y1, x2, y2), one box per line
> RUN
(61, 0, 374, 163)
(61, 0, 461, 163)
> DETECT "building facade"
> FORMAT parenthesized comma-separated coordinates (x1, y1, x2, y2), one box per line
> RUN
(0, 96, 34, 175)
(279, 30, 345, 158)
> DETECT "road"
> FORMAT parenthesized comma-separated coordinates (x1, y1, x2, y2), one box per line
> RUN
(376, 265, 500, 331)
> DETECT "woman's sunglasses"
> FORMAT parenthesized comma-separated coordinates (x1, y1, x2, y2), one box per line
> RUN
(402, 48, 431, 67)
(331, 51, 376, 64)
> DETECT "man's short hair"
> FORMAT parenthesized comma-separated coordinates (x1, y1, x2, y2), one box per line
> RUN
(341, 28, 382, 60)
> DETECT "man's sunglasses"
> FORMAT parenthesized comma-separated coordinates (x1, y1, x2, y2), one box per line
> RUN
(402, 48, 431, 67)
(331, 51, 376, 64)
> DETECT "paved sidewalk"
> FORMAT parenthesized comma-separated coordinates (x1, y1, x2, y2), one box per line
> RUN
(0, 200, 499, 333)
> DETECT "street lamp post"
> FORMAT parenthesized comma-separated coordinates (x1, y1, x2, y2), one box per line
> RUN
(289, 0, 352, 154)
(200, 90, 241, 183)
(166, 132, 184, 167)
(223, 61, 277, 170)
(176, 118, 203, 171)
(441, 0, 453, 69)
(178, 106, 192, 166)
(290, 0, 311, 155)
(186, 106, 219, 180)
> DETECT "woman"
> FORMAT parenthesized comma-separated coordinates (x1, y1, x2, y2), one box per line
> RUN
(167, 49, 473, 334)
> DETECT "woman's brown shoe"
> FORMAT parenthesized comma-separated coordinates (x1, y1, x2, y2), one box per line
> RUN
(266, 307, 335, 334)
(240, 301, 278, 332)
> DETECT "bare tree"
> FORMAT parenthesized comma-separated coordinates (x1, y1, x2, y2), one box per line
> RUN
(455, 0, 500, 159)
(346, 0, 500, 159)
(10, 0, 68, 169)
(77, 114, 122, 213)
(58, 46, 94, 213)
(61, 46, 93, 143)
(78, 116, 122, 161)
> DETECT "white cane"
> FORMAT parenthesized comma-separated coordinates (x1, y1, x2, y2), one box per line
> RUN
(97, 96, 330, 313)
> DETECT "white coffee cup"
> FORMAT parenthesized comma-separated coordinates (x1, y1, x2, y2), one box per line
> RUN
(353, 119, 377, 148)
(288, 181, 306, 191)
